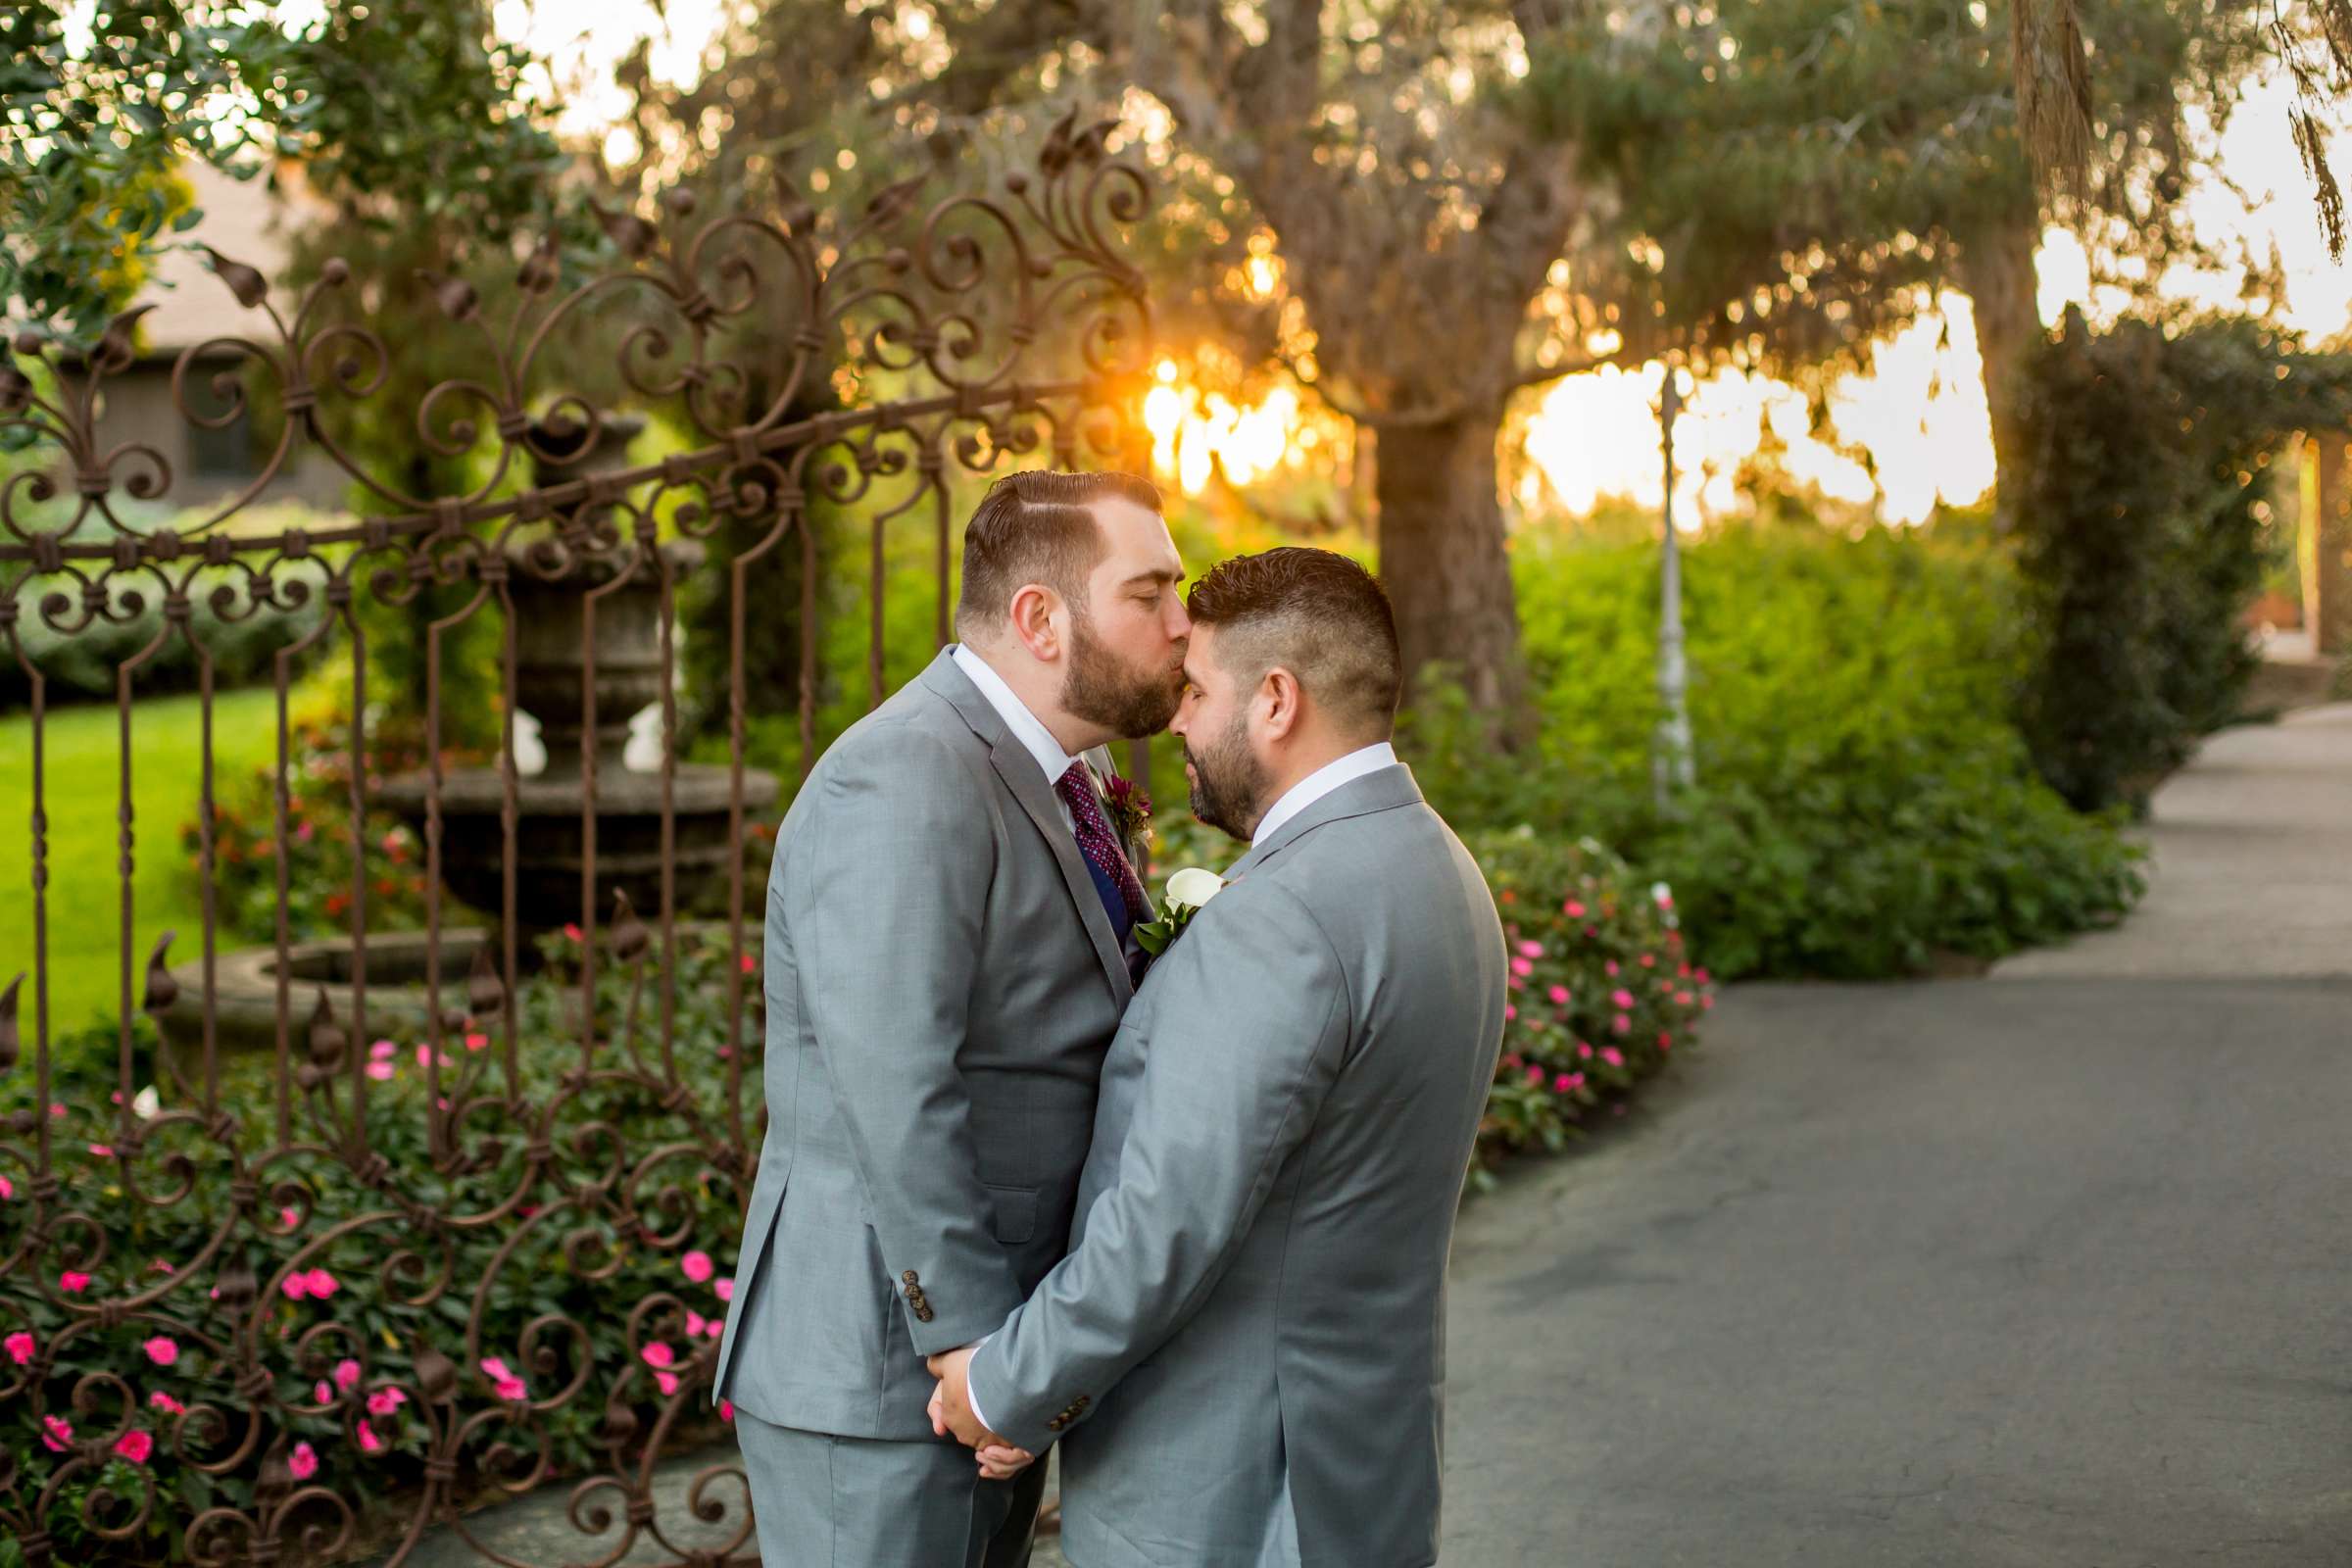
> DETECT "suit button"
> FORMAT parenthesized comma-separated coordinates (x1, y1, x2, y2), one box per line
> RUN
(902, 1270, 919, 1284)
(1046, 1416, 1066, 1433)
(914, 1304, 935, 1323)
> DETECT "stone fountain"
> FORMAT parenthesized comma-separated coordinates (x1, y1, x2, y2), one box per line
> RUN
(158, 414, 779, 1059)
(374, 414, 780, 936)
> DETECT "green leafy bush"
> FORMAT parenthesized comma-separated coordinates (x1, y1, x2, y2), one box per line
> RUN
(1403, 518, 2146, 979)
(2010, 310, 2352, 812)
(0, 930, 749, 1566)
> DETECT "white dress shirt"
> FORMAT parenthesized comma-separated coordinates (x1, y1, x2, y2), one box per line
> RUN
(951, 643, 1080, 832)
(1250, 741, 1399, 847)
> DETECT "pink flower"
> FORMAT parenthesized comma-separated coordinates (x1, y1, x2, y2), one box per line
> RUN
(142, 1336, 178, 1367)
(1601, 1047, 1626, 1068)
(366, 1061, 394, 1081)
(1578, 1043, 1593, 1059)
(1503, 1004, 1517, 1021)
(415, 1045, 439, 1069)
(655, 1370, 681, 1396)
(719, 1398, 734, 1423)
(304, 1268, 338, 1298)
(296, 819, 316, 844)
(59, 1270, 91, 1294)
(1678, 962, 1691, 978)
(1524, 1064, 1544, 1086)
(1553, 1073, 1573, 1092)
(1612, 1014, 1632, 1035)
(87, 1143, 114, 1158)
(739, 954, 757, 974)
(6, 1331, 33, 1364)
(1701, 995, 1715, 1010)
(1564, 1072, 1586, 1091)
(357, 1420, 383, 1454)
(681, 1250, 714, 1285)
(1500, 1053, 1523, 1070)
(280, 1205, 301, 1228)
(369, 1039, 395, 1060)
(314, 1380, 333, 1404)
(115, 1429, 153, 1464)
(641, 1343, 675, 1369)
(686, 1310, 709, 1338)
(148, 1259, 173, 1275)
(1509, 956, 1534, 978)
(1611, 988, 1635, 1009)
(1640, 953, 1656, 968)
(1547, 985, 1570, 1005)
(289, 1441, 318, 1480)
(1604, 959, 1620, 977)
(48, 1102, 65, 1118)
(149, 1390, 184, 1414)
(1516, 940, 1544, 959)
(282, 1274, 310, 1300)
(42, 1415, 73, 1451)
(0, 1175, 13, 1199)
(1694, 967, 1711, 984)
(1658, 1032, 1673, 1052)
(368, 1388, 408, 1417)
(333, 1358, 361, 1391)
(714, 1278, 734, 1302)
(1563, 899, 1587, 917)
(1676, 991, 1693, 1006)
(564, 923, 584, 943)
(465, 1032, 488, 1052)
(480, 1357, 528, 1401)
(706, 1316, 724, 1339)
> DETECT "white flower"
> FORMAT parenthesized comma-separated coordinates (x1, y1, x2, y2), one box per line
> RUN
(130, 1085, 160, 1121)
(1162, 867, 1225, 912)
(1650, 881, 1674, 907)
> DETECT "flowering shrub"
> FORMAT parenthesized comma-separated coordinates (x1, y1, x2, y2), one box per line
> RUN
(183, 712, 458, 947)
(0, 929, 754, 1566)
(1469, 830, 1713, 1187)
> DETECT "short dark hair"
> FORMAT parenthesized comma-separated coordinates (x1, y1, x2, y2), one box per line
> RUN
(955, 469, 1163, 635)
(1185, 547, 1402, 738)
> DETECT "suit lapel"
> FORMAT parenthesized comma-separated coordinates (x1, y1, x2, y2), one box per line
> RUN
(921, 652, 1134, 1004)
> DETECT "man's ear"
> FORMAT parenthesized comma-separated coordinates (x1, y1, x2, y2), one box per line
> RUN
(1259, 667, 1303, 742)
(1006, 582, 1064, 662)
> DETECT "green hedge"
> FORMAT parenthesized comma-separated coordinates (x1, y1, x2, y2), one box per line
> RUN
(1403, 518, 2146, 979)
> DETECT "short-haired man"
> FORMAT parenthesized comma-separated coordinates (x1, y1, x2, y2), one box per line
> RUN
(930, 546, 1510, 1568)
(715, 470, 1190, 1566)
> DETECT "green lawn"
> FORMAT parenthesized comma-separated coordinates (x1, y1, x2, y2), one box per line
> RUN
(0, 687, 281, 1033)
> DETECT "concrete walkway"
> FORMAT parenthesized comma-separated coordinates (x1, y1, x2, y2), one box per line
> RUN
(1995, 704, 2352, 980)
(1430, 704, 2352, 1564)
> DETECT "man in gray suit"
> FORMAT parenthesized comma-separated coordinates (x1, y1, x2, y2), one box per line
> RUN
(714, 470, 1190, 1567)
(930, 547, 1508, 1567)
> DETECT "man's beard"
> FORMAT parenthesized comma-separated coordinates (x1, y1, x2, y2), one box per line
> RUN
(1184, 709, 1270, 842)
(1061, 609, 1184, 739)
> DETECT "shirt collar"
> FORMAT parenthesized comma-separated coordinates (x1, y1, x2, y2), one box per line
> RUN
(1250, 741, 1399, 849)
(951, 643, 1081, 790)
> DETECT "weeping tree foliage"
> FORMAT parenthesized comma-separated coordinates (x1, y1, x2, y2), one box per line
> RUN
(2010, 308, 2352, 812)
(1526, 0, 2276, 508)
(2019, 0, 2352, 259)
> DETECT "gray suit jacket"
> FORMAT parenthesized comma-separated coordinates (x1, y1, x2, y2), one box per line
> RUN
(967, 763, 1507, 1568)
(714, 649, 1136, 1440)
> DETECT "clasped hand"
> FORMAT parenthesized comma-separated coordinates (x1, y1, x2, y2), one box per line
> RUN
(925, 1348, 1037, 1481)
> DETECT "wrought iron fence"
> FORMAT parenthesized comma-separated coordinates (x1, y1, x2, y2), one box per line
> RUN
(0, 117, 1153, 1567)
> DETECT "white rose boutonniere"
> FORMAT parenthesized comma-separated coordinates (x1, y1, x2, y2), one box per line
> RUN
(1133, 867, 1224, 956)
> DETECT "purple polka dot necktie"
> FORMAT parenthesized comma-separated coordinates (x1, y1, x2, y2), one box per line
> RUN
(1055, 761, 1150, 935)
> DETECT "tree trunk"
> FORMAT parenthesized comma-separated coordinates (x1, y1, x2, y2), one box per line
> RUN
(1373, 403, 1527, 723)
(1959, 218, 2042, 524)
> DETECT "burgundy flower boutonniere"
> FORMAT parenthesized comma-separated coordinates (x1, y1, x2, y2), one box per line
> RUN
(1100, 770, 1154, 861)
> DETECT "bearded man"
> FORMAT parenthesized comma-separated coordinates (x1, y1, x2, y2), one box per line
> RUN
(715, 470, 1191, 1567)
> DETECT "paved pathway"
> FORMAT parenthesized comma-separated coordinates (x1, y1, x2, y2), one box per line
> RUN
(1434, 704, 2352, 1564)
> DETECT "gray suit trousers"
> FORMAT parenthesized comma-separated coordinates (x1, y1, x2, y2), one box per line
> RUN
(735, 1411, 1047, 1568)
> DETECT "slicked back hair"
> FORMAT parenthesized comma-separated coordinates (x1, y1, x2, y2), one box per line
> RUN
(954, 469, 1163, 637)
(1185, 547, 1403, 740)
